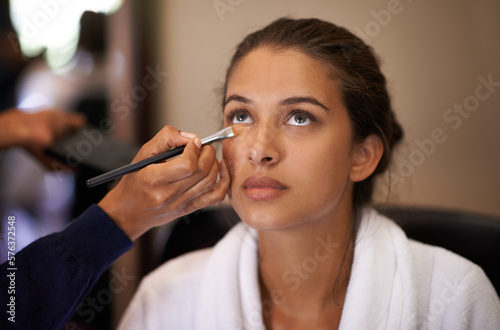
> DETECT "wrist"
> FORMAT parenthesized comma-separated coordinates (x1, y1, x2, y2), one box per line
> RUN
(98, 190, 144, 241)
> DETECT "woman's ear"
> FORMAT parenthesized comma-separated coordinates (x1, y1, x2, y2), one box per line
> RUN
(349, 134, 384, 182)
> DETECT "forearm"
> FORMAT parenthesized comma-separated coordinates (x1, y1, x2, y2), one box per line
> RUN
(0, 205, 134, 329)
(0, 109, 30, 150)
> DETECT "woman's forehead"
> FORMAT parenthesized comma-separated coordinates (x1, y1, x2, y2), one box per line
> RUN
(225, 48, 340, 103)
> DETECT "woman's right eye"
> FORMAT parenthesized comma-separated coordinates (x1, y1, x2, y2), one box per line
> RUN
(228, 110, 253, 124)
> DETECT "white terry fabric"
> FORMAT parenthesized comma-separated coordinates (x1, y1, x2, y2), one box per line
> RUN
(118, 208, 500, 329)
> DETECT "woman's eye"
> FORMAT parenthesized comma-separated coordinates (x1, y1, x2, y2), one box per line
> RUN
(286, 112, 314, 126)
(230, 111, 253, 124)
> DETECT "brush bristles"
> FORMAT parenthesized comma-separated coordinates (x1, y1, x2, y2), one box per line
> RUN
(230, 124, 246, 137)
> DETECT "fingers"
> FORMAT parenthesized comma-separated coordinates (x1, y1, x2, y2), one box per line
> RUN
(183, 158, 231, 212)
(47, 110, 85, 135)
(133, 125, 196, 162)
(51, 110, 86, 132)
(65, 112, 86, 131)
(152, 158, 230, 219)
(97, 124, 232, 240)
(25, 110, 87, 148)
(177, 150, 221, 199)
(138, 143, 229, 215)
(140, 138, 204, 184)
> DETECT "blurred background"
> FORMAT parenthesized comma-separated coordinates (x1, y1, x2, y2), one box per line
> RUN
(0, 0, 499, 328)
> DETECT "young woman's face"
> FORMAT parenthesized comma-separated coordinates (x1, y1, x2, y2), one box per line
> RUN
(223, 48, 356, 230)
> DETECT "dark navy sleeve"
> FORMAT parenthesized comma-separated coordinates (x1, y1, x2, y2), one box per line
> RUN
(0, 204, 134, 329)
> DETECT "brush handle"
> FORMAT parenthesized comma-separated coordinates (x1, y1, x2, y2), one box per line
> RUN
(86, 126, 236, 188)
(86, 145, 185, 187)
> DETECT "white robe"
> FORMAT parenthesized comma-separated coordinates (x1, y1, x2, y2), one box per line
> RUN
(118, 208, 500, 329)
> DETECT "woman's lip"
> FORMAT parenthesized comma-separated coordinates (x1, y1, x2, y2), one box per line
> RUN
(242, 176, 288, 201)
(243, 176, 288, 189)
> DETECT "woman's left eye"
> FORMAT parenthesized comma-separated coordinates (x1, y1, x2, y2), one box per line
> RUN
(286, 112, 314, 126)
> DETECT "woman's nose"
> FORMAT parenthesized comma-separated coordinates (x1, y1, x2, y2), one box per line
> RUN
(246, 124, 280, 166)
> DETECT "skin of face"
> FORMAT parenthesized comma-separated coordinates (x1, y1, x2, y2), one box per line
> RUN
(222, 47, 359, 231)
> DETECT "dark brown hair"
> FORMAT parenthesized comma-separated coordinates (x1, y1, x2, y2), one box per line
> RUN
(223, 17, 403, 210)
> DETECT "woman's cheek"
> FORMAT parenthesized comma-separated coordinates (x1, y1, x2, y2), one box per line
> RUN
(222, 143, 239, 200)
(222, 141, 238, 175)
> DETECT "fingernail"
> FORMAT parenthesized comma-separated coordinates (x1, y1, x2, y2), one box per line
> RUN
(194, 138, 202, 149)
(180, 131, 197, 139)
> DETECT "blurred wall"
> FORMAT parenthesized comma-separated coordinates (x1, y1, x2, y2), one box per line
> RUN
(152, 0, 500, 217)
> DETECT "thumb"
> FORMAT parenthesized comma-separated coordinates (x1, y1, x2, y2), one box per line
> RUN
(154, 137, 202, 182)
(176, 136, 202, 164)
(134, 126, 193, 161)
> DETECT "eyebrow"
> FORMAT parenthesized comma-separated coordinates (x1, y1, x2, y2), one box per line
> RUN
(224, 94, 252, 107)
(280, 97, 329, 111)
(224, 94, 329, 111)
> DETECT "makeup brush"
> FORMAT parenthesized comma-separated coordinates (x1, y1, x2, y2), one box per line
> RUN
(86, 125, 243, 188)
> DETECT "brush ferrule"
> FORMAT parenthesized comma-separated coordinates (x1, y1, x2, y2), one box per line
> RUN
(200, 126, 234, 145)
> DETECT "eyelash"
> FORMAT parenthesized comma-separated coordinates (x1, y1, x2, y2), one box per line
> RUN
(225, 108, 250, 123)
(225, 108, 317, 125)
(288, 110, 317, 125)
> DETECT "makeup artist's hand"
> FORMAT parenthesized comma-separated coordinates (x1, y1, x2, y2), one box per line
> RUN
(98, 125, 231, 241)
(0, 108, 86, 167)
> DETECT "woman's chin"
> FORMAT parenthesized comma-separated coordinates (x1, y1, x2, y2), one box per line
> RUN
(230, 194, 308, 231)
(236, 209, 303, 232)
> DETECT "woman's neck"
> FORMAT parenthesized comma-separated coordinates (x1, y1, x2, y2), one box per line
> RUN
(257, 208, 355, 328)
